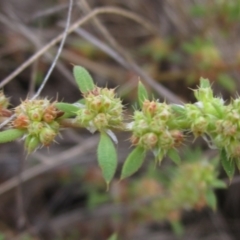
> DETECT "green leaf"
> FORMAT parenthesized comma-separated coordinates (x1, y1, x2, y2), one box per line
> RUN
(138, 81, 148, 108)
(205, 189, 217, 211)
(211, 179, 227, 189)
(107, 233, 118, 240)
(97, 133, 117, 188)
(220, 149, 235, 180)
(190, 5, 207, 17)
(170, 220, 184, 236)
(0, 129, 25, 143)
(212, 101, 224, 118)
(235, 158, 240, 171)
(171, 104, 185, 115)
(55, 102, 79, 118)
(78, 98, 86, 104)
(218, 73, 236, 92)
(0, 129, 26, 143)
(167, 149, 181, 165)
(199, 77, 210, 88)
(121, 146, 146, 180)
(73, 65, 95, 93)
(87, 190, 109, 210)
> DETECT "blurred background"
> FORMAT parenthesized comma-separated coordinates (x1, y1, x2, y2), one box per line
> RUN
(0, 0, 240, 239)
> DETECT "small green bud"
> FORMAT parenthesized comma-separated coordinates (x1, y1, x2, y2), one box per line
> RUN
(48, 121, 60, 132)
(93, 113, 108, 130)
(28, 122, 43, 135)
(25, 135, 40, 153)
(140, 132, 158, 149)
(222, 121, 237, 136)
(39, 127, 56, 146)
(142, 100, 157, 116)
(159, 131, 174, 149)
(226, 141, 240, 158)
(0, 91, 9, 109)
(191, 117, 208, 137)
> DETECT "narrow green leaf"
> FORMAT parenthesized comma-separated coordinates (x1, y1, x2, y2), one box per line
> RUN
(211, 179, 227, 189)
(121, 146, 146, 180)
(55, 102, 79, 118)
(0, 129, 25, 143)
(78, 98, 86, 104)
(218, 73, 236, 92)
(107, 233, 118, 240)
(170, 220, 184, 236)
(235, 158, 240, 171)
(171, 104, 185, 115)
(87, 190, 109, 210)
(73, 66, 95, 93)
(205, 189, 217, 211)
(199, 77, 210, 88)
(97, 133, 117, 188)
(212, 102, 224, 118)
(190, 5, 207, 17)
(167, 149, 181, 165)
(138, 81, 148, 108)
(220, 149, 235, 180)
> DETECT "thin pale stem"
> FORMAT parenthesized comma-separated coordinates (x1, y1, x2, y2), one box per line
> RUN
(0, 6, 159, 89)
(32, 0, 73, 100)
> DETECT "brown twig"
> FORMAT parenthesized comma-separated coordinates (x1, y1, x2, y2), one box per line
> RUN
(74, 28, 182, 103)
(0, 135, 99, 196)
(0, 6, 159, 89)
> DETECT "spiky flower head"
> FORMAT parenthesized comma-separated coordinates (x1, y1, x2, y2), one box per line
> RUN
(130, 100, 184, 161)
(75, 87, 123, 132)
(12, 98, 62, 153)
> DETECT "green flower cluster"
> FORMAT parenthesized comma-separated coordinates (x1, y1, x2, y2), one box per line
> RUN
(0, 91, 9, 110)
(13, 99, 61, 153)
(149, 160, 224, 223)
(119, 158, 225, 235)
(0, 91, 11, 119)
(181, 78, 240, 161)
(130, 99, 184, 161)
(75, 87, 123, 132)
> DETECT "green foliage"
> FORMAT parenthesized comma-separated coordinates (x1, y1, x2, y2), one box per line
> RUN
(205, 189, 217, 211)
(137, 81, 148, 108)
(107, 233, 118, 240)
(0, 233, 5, 240)
(97, 133, 117, 188)
(190, 0, 240, 24)
(55, 102, 79, 118)
(220, 149, 235, 180)
(139, 38, 171, 61)
(0, 129, 25, 143)
(87, 189, 110, 209)
(0, 64, 237, 237)
(121, 146, 146, 180)
(199, 77, 211, 88)
(189, 4, 207, 17)
(218, 73, 236, 92)
(73, 65, 95, 93)
(170, 221, 184, 236)
(1, 67, 239, 184)
(117, 150, 224, 236)
(167, 149, 181, 165)
(182, 38, 222, 69)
